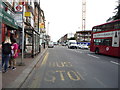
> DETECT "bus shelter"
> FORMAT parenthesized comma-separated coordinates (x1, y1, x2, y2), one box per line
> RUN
(24, 27, 40, 58)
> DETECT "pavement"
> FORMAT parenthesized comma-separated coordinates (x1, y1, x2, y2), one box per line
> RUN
(2, 46, 48, 88)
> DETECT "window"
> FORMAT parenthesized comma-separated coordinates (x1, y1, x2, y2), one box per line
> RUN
(93, 28, 97, 32)
(92, 20, 120, 32)
(93, 26, 102, 32)
(102, 39, 112, 46)
(94, 39, 112, 46)
(114, 21, 120, 29)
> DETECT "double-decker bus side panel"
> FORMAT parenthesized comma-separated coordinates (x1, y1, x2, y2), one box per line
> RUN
(119, 30, 120, 58)
(90, 19, 120, 57)
(90, 34, 94, 52)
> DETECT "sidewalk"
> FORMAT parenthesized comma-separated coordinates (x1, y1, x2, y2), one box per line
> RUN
(2, 47, 48, 88)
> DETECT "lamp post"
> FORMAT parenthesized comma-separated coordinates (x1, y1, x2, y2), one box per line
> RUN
(46, 22, 50, 45)
(47, 22, 50, 35)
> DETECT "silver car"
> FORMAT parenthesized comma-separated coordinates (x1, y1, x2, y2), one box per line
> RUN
(48, 41, 54, 48)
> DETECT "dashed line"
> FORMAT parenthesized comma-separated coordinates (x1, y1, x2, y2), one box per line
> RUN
(87, 54, 99, 59)
(110, 61, 120, 65)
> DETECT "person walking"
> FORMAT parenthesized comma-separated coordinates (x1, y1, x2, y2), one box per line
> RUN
(9, 39, 19, 70)
(2, 37, 12, 73)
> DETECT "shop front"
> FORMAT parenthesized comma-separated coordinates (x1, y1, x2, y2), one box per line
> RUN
(0, 2, 19, 42)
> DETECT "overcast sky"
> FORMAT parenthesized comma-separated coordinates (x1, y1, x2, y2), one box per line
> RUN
(40, 0, 117, 42)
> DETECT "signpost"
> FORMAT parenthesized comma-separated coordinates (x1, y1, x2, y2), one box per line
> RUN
(17, 4, 25, 66)
(20, 5, 25, 66)
(15, 5, 23, 12)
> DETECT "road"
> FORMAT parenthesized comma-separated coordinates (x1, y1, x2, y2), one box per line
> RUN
(21, 46, 119, 88)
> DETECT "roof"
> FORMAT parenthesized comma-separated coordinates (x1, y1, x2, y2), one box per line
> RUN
(76, 30, 92, 33)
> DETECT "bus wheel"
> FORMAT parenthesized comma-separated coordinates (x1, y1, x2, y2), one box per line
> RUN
(95, 48, 99, 54)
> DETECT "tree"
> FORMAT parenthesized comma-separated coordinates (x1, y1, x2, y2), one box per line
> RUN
(114, 2, 120, 20)
(107, 0, 120, 22)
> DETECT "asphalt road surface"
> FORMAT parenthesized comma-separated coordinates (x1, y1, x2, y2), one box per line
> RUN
(21, 46, 119, 88)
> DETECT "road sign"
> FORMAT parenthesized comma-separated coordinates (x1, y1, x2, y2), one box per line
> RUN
(40, 23, 45, 28)
(24, 12, 31, 17)
(15, 5, 23, 12)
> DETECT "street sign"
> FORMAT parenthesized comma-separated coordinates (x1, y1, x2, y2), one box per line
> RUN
(40, 23, 44, 28)
(24, 12, 31, 17)
(15, 5, 23, 12)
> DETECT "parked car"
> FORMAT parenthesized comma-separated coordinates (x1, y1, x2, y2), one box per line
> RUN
(78, 44, 84, 49)
(48, 41, 54, 48)
(80, 44, 89, 49)
(62, 43, 66, 46)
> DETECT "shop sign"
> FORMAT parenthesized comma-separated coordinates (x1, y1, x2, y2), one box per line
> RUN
(0, 2, 4, 10)
(6, 0, 13, 6)
(15, 13, 22, 22)
(0, 10, 18, 29)
(0, 12, 3, 18)
(40, 23, 44, 29)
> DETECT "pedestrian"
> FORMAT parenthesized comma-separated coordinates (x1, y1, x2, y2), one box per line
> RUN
(2, 36, 12, 73)
(9, 39, 19, 70)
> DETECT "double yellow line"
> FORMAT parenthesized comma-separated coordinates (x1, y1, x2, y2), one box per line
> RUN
(41, 52, 49, 66)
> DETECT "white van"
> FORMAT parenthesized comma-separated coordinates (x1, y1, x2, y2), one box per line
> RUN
(67, 40, 78, 49)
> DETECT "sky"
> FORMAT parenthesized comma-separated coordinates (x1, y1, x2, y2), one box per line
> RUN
(40, 0, 117, 42)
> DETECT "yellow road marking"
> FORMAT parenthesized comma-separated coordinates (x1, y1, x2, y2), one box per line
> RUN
(56, 70, 65, 81)
(64, 62, 73, 67)
(67, 71, 81, 81)
(56, 62, 64, 67)
(76, 72, 85, 80)
(49, 61, 73, 68)
(41, 52, 49, 66)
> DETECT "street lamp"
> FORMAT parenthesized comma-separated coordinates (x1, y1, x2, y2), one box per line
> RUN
(47, 22, 50, 35)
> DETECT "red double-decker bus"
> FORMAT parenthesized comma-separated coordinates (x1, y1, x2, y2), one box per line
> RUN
(90, 19, 120, 57)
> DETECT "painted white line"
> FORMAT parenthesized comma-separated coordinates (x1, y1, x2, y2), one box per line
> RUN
(78, 51, 82, 53)
(94, 77, 106, 87)
(110, 61, 120, 65)
(67, 49, 83, 53)
(87, 54, 99, 59)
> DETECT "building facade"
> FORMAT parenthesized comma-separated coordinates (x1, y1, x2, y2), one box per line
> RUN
(75, 30, 92, 42)
(57, 33, 75, 45)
